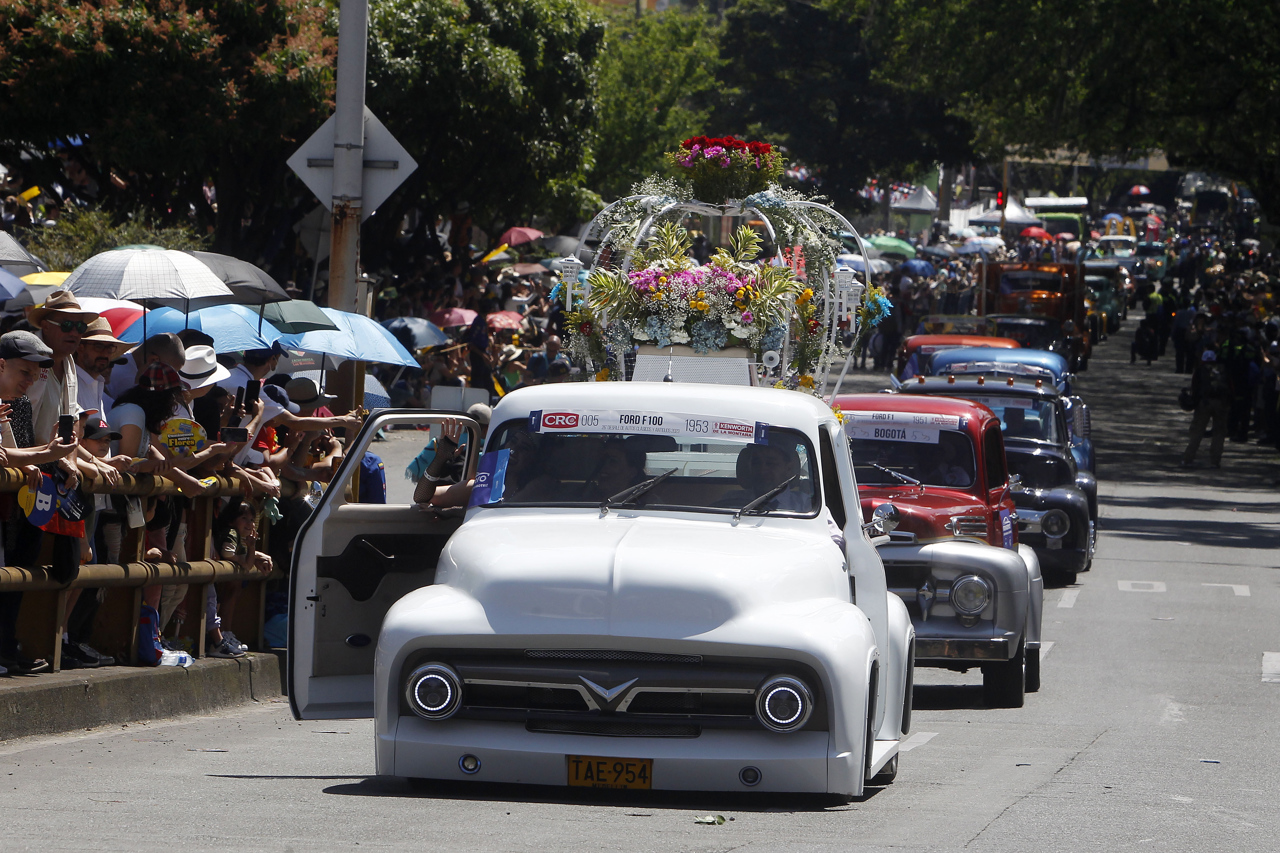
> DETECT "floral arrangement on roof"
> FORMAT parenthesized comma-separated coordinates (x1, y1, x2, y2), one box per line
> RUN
(575, 223, 801, 357)
(667, 135, 783, 203)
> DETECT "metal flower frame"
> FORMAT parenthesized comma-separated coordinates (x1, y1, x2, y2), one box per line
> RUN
(559, 193, 876, 395)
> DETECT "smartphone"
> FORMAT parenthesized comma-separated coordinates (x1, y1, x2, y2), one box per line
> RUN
(230, 386, 245, 427)
(243, 381, 261, 408)
(220, 427, 250, 443)
(58, 414, 75, 442)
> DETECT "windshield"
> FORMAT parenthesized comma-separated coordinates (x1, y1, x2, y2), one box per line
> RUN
(956, 395, 1064, 444)
(847, 423, 978, 489)
(1136, 244, 1164, 257)
(1000, 273, 1063, 294)
(1099, 239, 1134, 257)
(990, 320, 1059, 349)
(472, 418, 819, 516)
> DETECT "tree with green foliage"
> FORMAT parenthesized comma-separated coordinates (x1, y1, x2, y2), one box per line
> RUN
(23, 206, 207, 272)
(588, 9, 722, 203)
(713, 0, 973, 212)
(0, 0, 336, 255)
(364, 0, 605, 251)
(865, 0, 1280, 215)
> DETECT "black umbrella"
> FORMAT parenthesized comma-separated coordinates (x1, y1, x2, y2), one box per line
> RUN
(184, 251, 290, 306)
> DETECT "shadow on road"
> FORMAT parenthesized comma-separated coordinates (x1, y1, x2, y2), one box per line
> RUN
(1076, 325, 1280, 488)
(912, 684, 989, 711)
(316, 775, 870, 808)
(1099, 515, 1280, 549)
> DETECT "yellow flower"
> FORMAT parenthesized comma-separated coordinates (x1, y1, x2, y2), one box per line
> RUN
(595, 367, 611, 382)
(797, 288, 813, 306)
(659, 276, 668, 284)
(799, 374, 815, 388)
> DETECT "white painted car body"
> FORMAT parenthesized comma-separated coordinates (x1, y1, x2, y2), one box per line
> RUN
(290, 383, 914, 798)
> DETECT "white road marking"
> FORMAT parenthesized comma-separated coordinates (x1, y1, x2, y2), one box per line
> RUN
(899, 731, 938, 753)
(1118, 580, 1167, 592)
(1160, 699, 1187, 724)
(1058, 589, 1080, 608)
(1202, 583, 1251, 597)
(1038, 641, 1055, 659)
(1263, 652, 1280, 684)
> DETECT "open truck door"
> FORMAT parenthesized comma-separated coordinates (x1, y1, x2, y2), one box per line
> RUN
(289, 411, 482, 720)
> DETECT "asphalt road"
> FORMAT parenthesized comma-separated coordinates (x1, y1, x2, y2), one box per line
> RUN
(3, 325, 1279, 852)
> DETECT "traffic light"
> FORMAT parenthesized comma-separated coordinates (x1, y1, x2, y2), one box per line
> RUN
(997, 190, 1005, 208)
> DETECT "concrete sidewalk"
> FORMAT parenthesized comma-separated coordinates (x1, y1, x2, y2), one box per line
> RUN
(0, 653, 282, 742)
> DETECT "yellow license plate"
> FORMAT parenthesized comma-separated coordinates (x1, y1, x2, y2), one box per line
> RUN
(566, 755, 653, 789)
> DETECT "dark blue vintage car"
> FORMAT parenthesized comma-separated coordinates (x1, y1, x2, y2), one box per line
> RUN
(914, 347, 1095, 473)
(896, 376, 1096, 585)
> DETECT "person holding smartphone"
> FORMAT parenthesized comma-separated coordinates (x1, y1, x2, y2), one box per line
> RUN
(26, 290, 100, 446)
(0, 331, 81, 676)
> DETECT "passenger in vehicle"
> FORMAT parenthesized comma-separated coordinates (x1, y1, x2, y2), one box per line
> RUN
(922, 435, 974, 487)
(725, 443, 812, 512)
(582, 439, 647, 502)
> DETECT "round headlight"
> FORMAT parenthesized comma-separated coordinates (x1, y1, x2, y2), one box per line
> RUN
(756, 675, 813, 733)
(950, 575, 992, 616)
(1042, 509, 1070, 538)
(405, 663, 462, 720)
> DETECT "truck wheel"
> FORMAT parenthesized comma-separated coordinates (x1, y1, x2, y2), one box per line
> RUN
(983, 641, 1026, 708)
(1025, 647, 1041, 693)
(868, 754, 898, 785)
(1053, 570, 1078, 586)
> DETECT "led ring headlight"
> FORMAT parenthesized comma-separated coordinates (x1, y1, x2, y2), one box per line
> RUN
(756, 675, 813, 733)
(950, 575, 992, 617)
(405, 663, 463, 720)
(1041, 509, 1070, 538)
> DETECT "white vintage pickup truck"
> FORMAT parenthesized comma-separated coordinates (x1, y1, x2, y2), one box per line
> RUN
(290, 382, 914, 798)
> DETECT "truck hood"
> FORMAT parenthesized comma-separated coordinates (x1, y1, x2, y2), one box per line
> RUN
(860, 490, 988, 540)
(436, 511, 847, 638)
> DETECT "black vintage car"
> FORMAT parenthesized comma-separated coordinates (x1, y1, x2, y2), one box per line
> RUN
(897, 376, 1096, 585)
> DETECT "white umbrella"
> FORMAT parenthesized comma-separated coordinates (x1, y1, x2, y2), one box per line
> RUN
(63, 247, 235, 307)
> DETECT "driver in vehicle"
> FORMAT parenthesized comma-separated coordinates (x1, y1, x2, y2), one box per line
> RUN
(922, 436, 974, 487)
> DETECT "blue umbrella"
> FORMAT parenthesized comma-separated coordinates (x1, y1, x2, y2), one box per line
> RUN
(279, 308, 417, 367)
(901, 258, 936, 277)
(380, 316, 448, 351)
(119, 304, 284, 352)
(0, 266, 27, 300)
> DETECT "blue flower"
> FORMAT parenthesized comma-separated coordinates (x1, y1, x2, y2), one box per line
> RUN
(644, 315, 673, 348)
(549, 282, 564, 302)
(761, 324, 785, 353)
(690, 320, 728, 354)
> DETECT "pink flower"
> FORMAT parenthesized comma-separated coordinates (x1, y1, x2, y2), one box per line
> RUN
(679, 155, 695, 167)
(704, 145, 725, 158)
(720, 157, 731, 168)
(741, 311, 754, 323)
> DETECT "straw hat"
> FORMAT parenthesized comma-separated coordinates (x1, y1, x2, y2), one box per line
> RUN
(26, 289, 99, 327)
(80, 317, 136, 362)
(177, 345, 231, 390)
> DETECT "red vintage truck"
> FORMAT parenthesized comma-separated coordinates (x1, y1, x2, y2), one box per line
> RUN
(834, 393, 1044, 708)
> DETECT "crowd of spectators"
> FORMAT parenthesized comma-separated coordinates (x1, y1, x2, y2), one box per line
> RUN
(0, 290, 367, 675)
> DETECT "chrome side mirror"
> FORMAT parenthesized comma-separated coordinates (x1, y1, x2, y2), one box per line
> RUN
(1068, 397, 1090, 438)
(866, 503, 900, 536)
(1007, 474, 1025, 493)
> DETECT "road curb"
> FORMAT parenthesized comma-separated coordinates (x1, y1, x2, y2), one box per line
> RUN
(0, 653, 281, 742)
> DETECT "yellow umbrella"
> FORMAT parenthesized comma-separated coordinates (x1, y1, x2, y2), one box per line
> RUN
(21, 271, 71, 286)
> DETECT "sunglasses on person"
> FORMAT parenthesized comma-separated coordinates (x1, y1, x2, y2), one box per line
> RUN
(46, 319, 89, 334)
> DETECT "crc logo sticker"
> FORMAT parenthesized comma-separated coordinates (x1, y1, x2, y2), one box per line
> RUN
(543, 412, 579, 429)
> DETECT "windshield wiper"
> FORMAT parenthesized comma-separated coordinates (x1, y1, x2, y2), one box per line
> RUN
(735, 474, 800, 521)
(600, 468, 677, 512)
(872, 463, 921, 487)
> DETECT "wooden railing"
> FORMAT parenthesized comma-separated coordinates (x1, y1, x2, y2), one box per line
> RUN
(1, 470, 296, 670)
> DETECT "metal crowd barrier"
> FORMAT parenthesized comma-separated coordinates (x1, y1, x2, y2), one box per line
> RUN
(0, 470, 297, 670)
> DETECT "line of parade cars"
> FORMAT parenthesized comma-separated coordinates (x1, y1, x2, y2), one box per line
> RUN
(833, 330, 1098, 710)
(287, 329, 1100, 800)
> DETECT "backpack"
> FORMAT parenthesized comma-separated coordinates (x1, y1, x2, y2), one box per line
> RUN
(1203, 363, 1230, 399)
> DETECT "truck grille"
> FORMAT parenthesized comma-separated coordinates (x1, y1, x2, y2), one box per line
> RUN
(399, 649, 826, 735)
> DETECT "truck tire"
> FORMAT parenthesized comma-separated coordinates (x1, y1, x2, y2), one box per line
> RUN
(869, 754, 898, 786)
(1025, 646, 1041, 693)
(983, 641, 1026, 708)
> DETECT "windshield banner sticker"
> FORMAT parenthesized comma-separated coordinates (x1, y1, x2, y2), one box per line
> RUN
(528, 409, 769, 444)
(843, 411, 961, 429)
(846, 424, 941, 444)
(468, 449, 510, 507)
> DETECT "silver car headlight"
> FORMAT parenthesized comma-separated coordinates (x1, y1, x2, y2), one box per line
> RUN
(756, 675, 814, 733)
(405, 663, 463, 720)
(950, 575, 992, 617)
(1042, 509, 1070, 538)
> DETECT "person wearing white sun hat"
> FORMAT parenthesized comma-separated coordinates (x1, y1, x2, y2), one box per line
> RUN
(177, 345, 232, 417)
